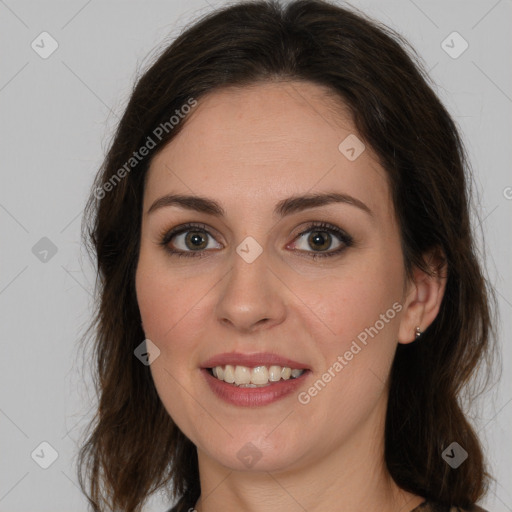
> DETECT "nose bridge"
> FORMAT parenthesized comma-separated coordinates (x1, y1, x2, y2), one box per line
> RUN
(215, 236, 286, 331)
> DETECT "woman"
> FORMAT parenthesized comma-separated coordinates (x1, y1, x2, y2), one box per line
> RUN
(78, 1, 495, 511)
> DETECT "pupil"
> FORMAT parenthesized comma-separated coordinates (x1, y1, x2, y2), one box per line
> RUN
(309, 231, 330, 251)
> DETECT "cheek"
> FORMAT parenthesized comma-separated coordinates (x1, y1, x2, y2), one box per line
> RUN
(303, 259, 404, 349)
(136, 249, 208, 347)
(135, 253, 201, 386)
(135, 257, 212, 431)
(295, 256, 404, 407)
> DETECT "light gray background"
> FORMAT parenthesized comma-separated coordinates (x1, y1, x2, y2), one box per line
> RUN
(1, 1, 511, 511)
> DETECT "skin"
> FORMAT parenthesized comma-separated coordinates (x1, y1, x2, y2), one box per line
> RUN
(135, 81, 446, 512)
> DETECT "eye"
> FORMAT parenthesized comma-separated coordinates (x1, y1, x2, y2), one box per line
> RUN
(159, 221, 353, 260)
(159, 223, 222, 257)
(287, 222, 353, 258)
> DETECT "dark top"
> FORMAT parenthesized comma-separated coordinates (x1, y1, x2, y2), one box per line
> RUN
(165, 499, 488, 512)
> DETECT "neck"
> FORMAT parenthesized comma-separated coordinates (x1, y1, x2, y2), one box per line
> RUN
(192, 397, 424, 512)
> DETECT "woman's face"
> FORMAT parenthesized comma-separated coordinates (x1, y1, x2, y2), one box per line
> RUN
(136, 81, 418, 474)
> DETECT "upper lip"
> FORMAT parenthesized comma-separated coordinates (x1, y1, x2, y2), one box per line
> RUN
(201, 352, 310, 370)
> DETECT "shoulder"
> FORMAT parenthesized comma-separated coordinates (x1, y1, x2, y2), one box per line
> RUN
(412, 501, 489, 512)
(166, 501, 489, 512)
(447, 507, 488, 512)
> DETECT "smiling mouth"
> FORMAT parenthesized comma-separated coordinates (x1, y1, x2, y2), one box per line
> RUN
(207, 364, 306, 387)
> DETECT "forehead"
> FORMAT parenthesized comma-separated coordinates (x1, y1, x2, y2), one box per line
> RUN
(145, 81, 391, 219)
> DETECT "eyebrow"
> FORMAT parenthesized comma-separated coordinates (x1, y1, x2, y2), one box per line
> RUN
(147, 192, 373, 218)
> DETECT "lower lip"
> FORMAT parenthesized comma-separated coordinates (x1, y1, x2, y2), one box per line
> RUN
(201, 368, 310, 407)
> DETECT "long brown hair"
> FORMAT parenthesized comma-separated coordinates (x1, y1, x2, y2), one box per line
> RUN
(78, 1, 496, 510)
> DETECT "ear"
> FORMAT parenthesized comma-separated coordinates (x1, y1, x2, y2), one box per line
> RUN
(397, 249, 447, 344)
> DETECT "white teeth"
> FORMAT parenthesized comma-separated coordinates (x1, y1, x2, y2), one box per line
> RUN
(210, 364, 305, 386)
(251, 366, 269, 385)
(223, 364, 235, 383)
(234, 365, 251, 385)
(268, 365, 282, 381)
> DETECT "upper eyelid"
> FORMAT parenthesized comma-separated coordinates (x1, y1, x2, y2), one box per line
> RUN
(162, 222, 220, 241)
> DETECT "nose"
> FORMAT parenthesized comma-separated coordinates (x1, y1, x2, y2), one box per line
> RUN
(214, 245, 287, 333)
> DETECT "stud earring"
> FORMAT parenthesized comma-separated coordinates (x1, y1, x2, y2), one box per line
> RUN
(415, 326, 422, 339)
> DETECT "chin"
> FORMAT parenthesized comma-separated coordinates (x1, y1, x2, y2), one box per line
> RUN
(198, 427, 310, 473)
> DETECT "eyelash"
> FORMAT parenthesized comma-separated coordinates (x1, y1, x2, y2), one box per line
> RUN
(158, 221, 354, 260)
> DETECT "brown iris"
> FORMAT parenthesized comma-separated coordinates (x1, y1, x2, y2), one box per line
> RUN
(185, 231, 208, 250)
(308, 231, 331, 251)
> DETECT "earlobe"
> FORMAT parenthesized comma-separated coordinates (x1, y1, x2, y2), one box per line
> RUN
(397, 252, 447, 344)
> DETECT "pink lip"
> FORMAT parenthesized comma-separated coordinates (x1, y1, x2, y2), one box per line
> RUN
(201, 352, 310, 370)
(201, 368, 310, 407)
